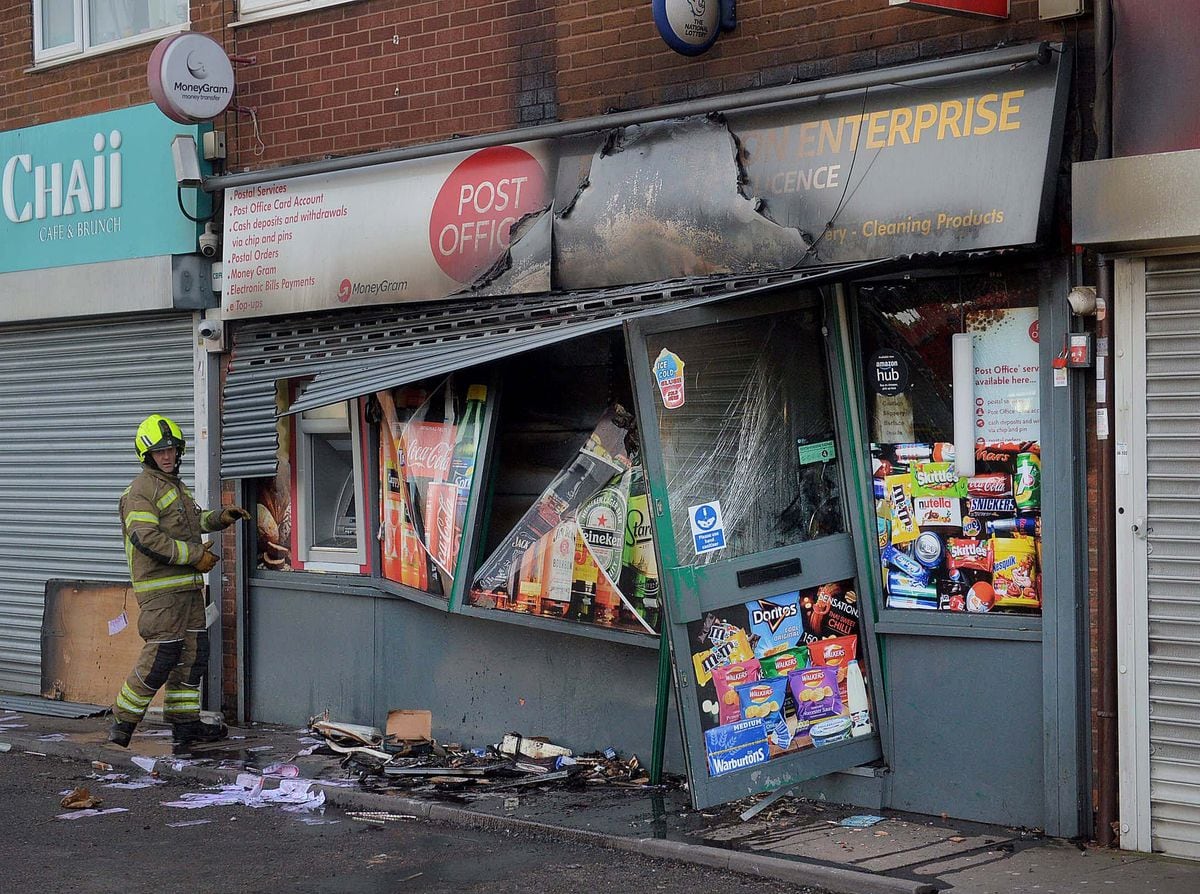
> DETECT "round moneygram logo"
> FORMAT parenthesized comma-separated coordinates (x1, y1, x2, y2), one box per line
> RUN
(337, 279, 352, 302)
(428, 146, 547, 284)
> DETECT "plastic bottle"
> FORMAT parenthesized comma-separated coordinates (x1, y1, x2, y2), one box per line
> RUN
(847, 660, 873, 738)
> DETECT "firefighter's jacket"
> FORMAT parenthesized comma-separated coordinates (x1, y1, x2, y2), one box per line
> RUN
(120, 466, 228, 598)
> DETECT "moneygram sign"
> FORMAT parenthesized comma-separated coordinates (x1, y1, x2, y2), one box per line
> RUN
(220, 143, 553, 319)
(0, 104, 205, 275)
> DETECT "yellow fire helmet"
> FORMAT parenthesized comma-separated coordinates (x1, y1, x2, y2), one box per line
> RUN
(134, 414, 186, 463)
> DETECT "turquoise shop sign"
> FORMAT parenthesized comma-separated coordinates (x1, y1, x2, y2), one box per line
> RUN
(1, 104, 207, 275)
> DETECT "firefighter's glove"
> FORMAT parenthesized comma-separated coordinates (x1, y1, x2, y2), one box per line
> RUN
(193, 545, 220, 574)
(219, 506, 251, 526)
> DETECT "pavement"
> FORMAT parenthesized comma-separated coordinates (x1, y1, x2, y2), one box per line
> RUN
(3, 701, 1200, 894)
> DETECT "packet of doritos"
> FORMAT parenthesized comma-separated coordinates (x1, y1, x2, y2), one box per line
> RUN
(744, 591, 804, 658)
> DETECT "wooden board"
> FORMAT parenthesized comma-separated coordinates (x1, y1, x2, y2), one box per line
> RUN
(41, 579, 164, 708)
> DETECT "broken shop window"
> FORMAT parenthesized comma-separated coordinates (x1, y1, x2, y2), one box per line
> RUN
(468, 403, 659, 635)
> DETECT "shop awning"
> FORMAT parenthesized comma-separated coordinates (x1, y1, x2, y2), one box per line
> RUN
(220, 260, 882, 479)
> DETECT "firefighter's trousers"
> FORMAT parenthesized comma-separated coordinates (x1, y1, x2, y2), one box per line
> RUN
(112, 588, 208, 726)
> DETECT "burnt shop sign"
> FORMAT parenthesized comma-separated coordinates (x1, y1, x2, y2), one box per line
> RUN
(733, 46, 1068, 261)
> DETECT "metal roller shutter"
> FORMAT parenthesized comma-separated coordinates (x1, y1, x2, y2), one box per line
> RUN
(222, 262, 882, 480)
(1144, 254, 1200, 858)
(0, 314, 195, 695)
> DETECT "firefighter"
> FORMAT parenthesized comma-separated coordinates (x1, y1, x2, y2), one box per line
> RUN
(109, 414, 250, 751)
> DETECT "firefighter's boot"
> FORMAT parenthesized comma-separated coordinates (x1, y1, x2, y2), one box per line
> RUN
(172, 719, 228, 752)
(108, 719, 137, 748)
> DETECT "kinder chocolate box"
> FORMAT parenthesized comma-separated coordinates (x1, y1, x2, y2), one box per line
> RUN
(704, 718, 770, 777)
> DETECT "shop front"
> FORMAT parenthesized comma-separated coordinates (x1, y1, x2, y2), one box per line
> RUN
(0, 105, 215, 697)
(216, 42, 1086, 833)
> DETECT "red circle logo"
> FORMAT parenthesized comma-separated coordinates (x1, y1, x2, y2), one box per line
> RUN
(1029, 320, 1039, 343)
(429, 146, 548, 284)
(337, 279, 352, 302)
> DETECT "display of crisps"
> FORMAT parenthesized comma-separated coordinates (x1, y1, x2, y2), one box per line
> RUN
(735, 676, 789, 723)
(711, 659, 761, 726)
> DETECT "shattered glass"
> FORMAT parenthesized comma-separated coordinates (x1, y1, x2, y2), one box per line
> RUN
(647, 295, 845, 566)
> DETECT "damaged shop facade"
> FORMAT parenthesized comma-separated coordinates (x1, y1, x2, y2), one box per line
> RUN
(214, 43, 1089, 833)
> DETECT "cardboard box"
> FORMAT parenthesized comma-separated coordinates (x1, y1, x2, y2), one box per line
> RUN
(386, 709, 432, 742)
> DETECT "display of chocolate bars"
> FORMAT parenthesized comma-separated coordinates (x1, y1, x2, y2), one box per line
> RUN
(871, 441, 1042, 614)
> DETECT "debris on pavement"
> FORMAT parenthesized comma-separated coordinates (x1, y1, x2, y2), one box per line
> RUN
(60, 786, 102, 809)
(55, 807, 129, 820)
(839, 814, 886, 828)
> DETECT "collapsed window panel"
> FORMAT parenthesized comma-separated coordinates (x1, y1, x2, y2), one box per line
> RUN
(858, 270, 1043, 615)
(689, 579, 875, 777)
(468, 334, 660, 635)
(376, 375, 488, 599)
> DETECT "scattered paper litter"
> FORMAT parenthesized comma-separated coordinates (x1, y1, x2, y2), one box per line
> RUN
(161, 775, 324, 812)
(61, 786, 102, 809)
(38, 734, 68, 742)
(93, 773, 129, 783)
(297, 816, 340, 825)
(0, 743, 11, 753)
(131, 756, 157, 773)
(948, 835, 967, 843)
(167, 819, 213, 828)
(56, 808, 128, 820)
(262, 762, 300, 778)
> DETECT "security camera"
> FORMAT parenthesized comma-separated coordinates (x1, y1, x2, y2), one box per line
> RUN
(1066, 285, 1098, 316)
(198, 222, 221, 259)
(197, 319, 223, 341)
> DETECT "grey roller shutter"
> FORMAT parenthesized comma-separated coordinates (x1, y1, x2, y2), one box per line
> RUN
(0, 314, 195, 695)
(222, 262, 881, 479)
(1144, 254, 1200, 858)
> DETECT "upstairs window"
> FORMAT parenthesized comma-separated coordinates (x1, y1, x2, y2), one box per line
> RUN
(33, 0, 187, 64)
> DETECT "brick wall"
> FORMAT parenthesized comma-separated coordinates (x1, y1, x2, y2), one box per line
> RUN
(7, 1, 1063, 170)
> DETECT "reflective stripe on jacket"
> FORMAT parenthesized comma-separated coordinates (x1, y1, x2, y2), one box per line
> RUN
(119, 467, 227, 597)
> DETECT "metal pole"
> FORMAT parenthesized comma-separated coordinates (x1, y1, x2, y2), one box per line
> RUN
(1092, 0, 1118, 849)
(649, 624, 671, 785)
(206, 43, 1050, 192)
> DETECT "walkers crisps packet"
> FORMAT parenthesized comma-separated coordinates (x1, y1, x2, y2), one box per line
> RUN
(711, 659, 761, 726)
